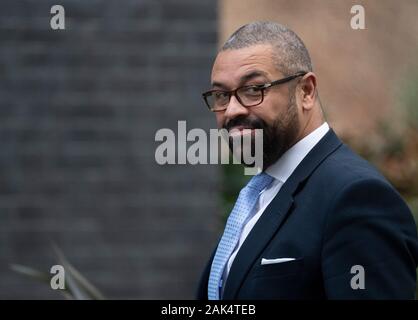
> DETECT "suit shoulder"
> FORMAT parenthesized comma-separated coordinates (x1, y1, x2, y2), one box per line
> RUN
(314, 143, 416, 229)
(313, 143, 392, 190)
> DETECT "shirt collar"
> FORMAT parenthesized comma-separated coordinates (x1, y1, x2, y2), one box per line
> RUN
(266, 122, 330, 183)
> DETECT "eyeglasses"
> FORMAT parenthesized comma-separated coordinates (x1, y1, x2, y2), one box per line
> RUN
(202, 71, 307, 112)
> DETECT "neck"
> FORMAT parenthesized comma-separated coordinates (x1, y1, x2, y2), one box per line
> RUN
(295, 108, 324, 144)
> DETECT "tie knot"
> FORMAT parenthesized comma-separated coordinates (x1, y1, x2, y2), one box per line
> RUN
(246, 172, 274, 192)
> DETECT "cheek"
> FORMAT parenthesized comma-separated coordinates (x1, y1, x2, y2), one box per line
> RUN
(257, 95, 291, 125)
(251, 102, 278, 126)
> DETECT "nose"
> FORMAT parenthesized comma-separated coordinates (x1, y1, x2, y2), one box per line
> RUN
(224, 95, 249, 121)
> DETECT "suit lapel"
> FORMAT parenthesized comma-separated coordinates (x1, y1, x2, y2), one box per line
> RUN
(222, 129, 342, 299)
(222, 186, 294, 299)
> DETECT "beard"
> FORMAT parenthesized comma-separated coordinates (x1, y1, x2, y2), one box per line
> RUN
(224, 94, 300, 171)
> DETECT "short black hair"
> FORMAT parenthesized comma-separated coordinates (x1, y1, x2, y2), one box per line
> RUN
(221, 21, 313, 76)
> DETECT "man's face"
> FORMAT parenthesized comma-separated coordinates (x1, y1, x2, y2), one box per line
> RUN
(210, 44, 301, 169)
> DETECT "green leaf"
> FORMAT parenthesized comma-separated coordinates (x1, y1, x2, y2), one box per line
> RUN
(52, 245, 105, 300)
(9, 264, 50, 283)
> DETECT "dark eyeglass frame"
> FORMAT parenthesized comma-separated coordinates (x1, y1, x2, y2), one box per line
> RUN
(202, 71, 307, 112)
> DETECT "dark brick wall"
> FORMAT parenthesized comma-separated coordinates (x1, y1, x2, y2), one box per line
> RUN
(0, 0, 219, 299)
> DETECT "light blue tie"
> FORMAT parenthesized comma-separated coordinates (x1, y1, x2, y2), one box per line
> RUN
(208, 172, 274, 300)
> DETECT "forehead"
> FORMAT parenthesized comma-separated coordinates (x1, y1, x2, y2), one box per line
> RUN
(211, 44, 281, 87)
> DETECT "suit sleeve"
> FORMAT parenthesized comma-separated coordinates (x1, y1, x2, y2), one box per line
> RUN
(321, 178, 418, 299)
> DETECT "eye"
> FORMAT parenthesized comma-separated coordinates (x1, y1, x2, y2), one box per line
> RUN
(214, 91, 229, 100)
(241, 86, 263, 96)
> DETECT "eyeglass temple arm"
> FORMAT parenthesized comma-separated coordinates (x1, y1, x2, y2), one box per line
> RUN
(266, 72, 308, 88)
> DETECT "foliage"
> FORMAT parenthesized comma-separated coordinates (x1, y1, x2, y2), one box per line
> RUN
(10, 245, 105, 300)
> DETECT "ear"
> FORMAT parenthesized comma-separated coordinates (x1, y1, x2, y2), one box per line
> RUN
(299, 72, 317, 111)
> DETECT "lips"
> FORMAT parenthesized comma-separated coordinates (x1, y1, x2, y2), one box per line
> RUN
(229, 126, 255, 137)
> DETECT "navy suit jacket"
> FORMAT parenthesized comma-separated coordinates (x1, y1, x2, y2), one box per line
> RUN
(197, 129, 418, 299)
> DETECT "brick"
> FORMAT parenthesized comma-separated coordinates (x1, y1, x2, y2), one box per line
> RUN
(0, 0, 219, 299)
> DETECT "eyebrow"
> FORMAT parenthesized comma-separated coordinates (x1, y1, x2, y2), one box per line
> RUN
(211, 70, 269, 90)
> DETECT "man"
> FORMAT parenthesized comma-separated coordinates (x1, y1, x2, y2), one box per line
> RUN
(197, 21, 418, 299)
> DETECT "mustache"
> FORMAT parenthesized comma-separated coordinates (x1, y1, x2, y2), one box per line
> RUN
(223, 116, 266, 131)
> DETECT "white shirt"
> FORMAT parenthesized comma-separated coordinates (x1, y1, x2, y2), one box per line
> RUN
(221, 122, 330, 293)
